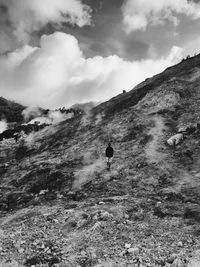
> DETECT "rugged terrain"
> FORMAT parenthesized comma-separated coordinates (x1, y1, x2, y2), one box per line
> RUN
(1, 55, 200, 266)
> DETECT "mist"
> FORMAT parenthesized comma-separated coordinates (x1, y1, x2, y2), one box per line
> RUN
(28, 110, 73, 125)
(0, 120, 7, 134)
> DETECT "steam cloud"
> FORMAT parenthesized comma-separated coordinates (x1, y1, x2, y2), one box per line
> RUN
(0, 120, 7, 134)
(28, 110, 73, 125)
(22, 107, 43, 122)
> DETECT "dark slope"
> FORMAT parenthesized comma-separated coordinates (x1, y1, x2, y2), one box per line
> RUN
(0, 97, 26, 122)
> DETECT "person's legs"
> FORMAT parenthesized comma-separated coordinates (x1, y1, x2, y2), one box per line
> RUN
(107, 161, 111, 170)
(173, 139, 176, 149)
(106, 157, 110, 170)
(107, 157, 112, 170)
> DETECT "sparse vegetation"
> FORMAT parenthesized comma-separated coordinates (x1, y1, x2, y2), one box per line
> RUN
(0, 97, 25, 122)
(15, 144, 29, 161)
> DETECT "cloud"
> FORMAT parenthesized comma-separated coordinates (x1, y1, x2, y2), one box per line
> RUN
(122, 0, 200, 33)
(0, 32, 183, 108)
(1, 0, 92, 43)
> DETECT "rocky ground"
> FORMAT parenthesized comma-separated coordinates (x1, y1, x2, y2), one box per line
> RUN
(1, 55, 200, 266)
(0, 197, 200, 267)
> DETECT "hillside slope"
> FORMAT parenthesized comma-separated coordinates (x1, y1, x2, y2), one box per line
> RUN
(1, 55, 200, 266)
(0, 97, 26, 123)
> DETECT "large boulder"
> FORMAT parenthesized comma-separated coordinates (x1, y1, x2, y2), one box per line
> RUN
(167, 133, 184, 146)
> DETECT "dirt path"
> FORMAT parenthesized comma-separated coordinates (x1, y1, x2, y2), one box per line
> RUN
(145, 116, 166, 163)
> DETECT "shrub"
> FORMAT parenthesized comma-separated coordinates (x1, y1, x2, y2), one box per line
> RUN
(15, 145, 28, 160)
(26, 170, 65, 194)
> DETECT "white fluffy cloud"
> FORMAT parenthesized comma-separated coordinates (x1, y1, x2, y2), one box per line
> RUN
(2, 0, 91, 42)
(122, 0, 200, 33)
(0, 32, 183, 108)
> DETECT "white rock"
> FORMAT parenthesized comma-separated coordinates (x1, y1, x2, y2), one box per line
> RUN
(0, 260, 19, 267)
(47, 249, 51, 254)
(167, 133, 183, 146)
(18, 247, 24, 253)
(172, 258, 182, 267)
(177, 241, 183, 247)
(0, 229, 5, 238)
(125, 243, 131, 249)
(128, 247, 140, 255)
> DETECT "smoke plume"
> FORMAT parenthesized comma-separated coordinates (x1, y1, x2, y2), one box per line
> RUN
(28, 110, 73, 125)
(22, 106, 43, 122)
(0, 120, 7, 134)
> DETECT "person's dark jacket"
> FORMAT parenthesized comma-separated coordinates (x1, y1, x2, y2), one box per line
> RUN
(105, 146, 114, 158)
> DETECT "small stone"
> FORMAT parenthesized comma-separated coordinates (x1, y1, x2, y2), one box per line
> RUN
(0, 230, 5, 238)
(100, 211, 113, 221)
(125, 243, 131, 249)
(172, 258, 182, 267)
(9, 233, 15, 238)
(128, 247, 140, 255)
(120, 250, 126, 256)
(177, 241, 183, 247)
(156, 259, 165, 266)
(18, 247, 24, 253)
(167, 254, 177, 264)
(124, 214, 129, 219)
(57, 193, 63, 199)
(0, 260, 19, 267)
(80, 250, 87, 257)
(39, 190, 45, 195)
(156, 201, 162, 206)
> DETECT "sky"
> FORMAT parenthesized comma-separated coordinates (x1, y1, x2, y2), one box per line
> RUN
(0, 0, 200, 108)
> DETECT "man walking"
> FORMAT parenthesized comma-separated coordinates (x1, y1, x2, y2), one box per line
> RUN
(105, 143, 114, 170)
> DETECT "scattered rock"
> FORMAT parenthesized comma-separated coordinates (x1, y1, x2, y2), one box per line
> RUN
(177, 241, 183, 247)
(25, 256, 41, 266)
(125, 243, 131, 249)
(184, 205, 200, 222)
(98, 201, 105, 205)
(0, 260, 19, 267)
(127, 247, 140, 256)
(167, 254, 177, 264)
(155, 258, 165, 266)
(172, 258, 183, 267)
